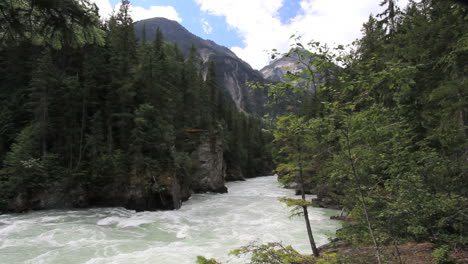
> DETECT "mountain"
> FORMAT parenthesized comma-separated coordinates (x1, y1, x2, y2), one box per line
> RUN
(259, 49, 335, 95)
(134, 18, 266, 113)
(259, 49, 317, 93)
(260, 53, 305, 82)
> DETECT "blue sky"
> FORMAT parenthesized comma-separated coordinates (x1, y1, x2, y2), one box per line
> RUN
(108, 0, 249, 48)
(277, 0, 302, 24)
(95, 0, 409, 69)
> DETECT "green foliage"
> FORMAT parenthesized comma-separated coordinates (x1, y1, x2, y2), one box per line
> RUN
(278, 197, 318, 218)
(0, 125, 65, 207)
(276, 165, 296, 185)
(196, 256, 223, 264)
(432, 245, 454, 264)
(0, 0, 105, 49)
(229, 242, 340, 264)
(279, 197, 317, 208)
(230, 242, 315, 264)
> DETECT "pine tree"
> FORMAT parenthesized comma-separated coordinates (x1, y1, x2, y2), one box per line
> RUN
(27, 51, 58, 157)
(183, 44, 203, 128)
(378, 0, 401, 35)
(107, 0, 137, 149)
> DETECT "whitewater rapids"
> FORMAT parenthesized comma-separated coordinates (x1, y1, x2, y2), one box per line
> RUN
(0, 176, 341, 264)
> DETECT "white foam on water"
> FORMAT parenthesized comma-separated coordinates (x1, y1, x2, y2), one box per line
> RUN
(176, 225, 190, 239)
(0, 176, 342, 264)
(0, 221, 21, 236)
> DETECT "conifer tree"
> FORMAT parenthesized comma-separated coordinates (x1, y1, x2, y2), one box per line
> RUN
(107, 0, 137, 149)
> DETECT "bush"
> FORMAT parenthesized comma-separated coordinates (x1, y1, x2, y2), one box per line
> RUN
(432, 245, 454, 264)
(196, 256, 222, 264)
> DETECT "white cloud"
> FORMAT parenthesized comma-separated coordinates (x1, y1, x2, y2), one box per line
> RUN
(195, 0, 409, 69)
(201, 18, 213, 34)
(90, 0, 113, 19)
(129, 5, 182, 22)
(90, 0, 182, 23)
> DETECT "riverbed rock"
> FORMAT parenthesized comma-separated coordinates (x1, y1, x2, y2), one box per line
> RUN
(124, 171, 186, 211)
(4, 182, 89, 213)
(8, 193, 28, 213)
(310, 184, 342, 210)
(225, 164, 246, 181)
(35, 184, 87, 209)
(282, 182, 298, 189)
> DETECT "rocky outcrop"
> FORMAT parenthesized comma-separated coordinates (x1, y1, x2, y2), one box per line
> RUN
(124, 171, 189, 211)
(1, 131, 233, 214)
(190, 133, 227, 193)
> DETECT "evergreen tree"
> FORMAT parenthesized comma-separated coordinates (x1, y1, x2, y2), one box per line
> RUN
(107, 0, 137, 149)
(206, 60, 219, 129)
(0, 0, 273, 216)
(27, 51, 57, 157)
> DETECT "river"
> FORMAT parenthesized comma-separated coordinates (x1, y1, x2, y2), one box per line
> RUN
(0, 176, 341, 264)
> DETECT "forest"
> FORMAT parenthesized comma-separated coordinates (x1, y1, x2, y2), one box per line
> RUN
(0, 0, 467, 263)
(0, 0, 272, 212)
(220, 0, 467, 263)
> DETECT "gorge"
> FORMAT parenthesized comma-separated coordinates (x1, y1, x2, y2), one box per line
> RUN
(1, 1, 466, 263)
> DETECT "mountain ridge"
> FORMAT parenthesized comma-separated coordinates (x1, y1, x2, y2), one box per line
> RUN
(134, 17, 267, 113)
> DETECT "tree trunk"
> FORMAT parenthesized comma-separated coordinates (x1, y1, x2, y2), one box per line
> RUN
(302, 204, 319, 257)
(75, 94, 86, 170)
(41, 92, 48, 158)
(107, 117, 113, 154)
(298, 140, 319, 257)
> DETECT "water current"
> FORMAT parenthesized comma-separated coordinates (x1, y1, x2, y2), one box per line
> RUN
(0, 176, 341, 264)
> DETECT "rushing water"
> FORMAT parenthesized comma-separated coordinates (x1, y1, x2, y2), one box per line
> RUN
(0, 176, 341, 264)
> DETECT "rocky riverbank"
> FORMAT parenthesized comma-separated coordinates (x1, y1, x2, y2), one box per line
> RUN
(2, 132, 271, 214)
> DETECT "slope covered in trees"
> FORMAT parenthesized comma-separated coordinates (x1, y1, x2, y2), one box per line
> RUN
(134, 17, 268, 114)
(0, 0, 272, 213)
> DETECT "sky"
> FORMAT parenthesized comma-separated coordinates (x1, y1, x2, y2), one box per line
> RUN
(91, 0, 409, 70)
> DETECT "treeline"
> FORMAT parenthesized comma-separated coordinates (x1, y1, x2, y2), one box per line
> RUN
(0, 0, 272, 211)
(270, 0, 466, 259)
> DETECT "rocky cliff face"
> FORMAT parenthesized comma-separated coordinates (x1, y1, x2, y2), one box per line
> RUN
(134, 18, 267, 114)
(190, 133, 227, 193)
